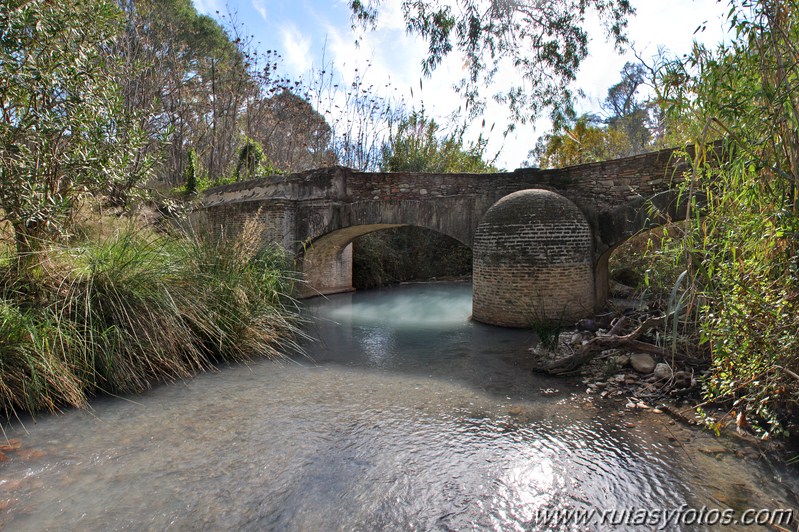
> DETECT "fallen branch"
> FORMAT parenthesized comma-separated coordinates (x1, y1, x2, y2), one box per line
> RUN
(775, 365, 799, 382)
(536, 313, 670, 374)
(604, 315, 628, 336)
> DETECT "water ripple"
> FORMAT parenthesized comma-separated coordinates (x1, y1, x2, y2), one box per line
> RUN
(0, 283, 795, 530)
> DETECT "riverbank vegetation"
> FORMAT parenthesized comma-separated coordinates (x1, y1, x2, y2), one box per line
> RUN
(528, 1, 799, 438)
(653, 1, 799, 438)
(0, 210, 299, 417)
(0, 0, 307, 417)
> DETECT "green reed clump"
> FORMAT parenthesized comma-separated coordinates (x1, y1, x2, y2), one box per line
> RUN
(172, 218, 301, 364)
(0, 299, 86, 415)
(648, 145, 799, 437)
(0, 218, 300, 417)
(647, 0, 799, 438)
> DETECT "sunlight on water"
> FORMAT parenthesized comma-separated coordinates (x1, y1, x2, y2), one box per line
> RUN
(0, 282, 797, 530)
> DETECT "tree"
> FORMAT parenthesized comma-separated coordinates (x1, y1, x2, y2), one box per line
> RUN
(603, 61, 655, 152)
(350, 0, 634, 126)
(531, 61, 665, 168)
(380, 112, 497, 172)
(532, 115, 630, 168)
(257, 91, 335, 173)
(114, 0, 258, 185)
(184, 148, 200, 194)
(0, 0, 146, 258)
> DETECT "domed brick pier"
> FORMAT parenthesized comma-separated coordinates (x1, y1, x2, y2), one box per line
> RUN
(472, 189, 595, 328)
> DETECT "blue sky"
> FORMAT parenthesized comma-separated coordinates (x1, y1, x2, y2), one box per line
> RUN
(192, 0, 729, 169)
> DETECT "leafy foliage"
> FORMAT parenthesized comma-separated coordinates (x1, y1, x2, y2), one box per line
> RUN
(0, 0, 148, 256)
(184, 148, 201, 194)
(381, 111, 497, 173)
(350, 0, 634, 125)
(532, 61, 662, 168)
(533, 115, 631, 168)
(650, 0, 799, 436)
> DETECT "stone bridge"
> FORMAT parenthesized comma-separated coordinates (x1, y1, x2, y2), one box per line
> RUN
(196, 145, 704, 327)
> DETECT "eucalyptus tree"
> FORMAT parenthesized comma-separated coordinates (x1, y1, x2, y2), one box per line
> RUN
(0, 0, 147, 259)
(532, 61, 660, 168)
(349, 0, 634, 126)
(603, 61, 655, 152)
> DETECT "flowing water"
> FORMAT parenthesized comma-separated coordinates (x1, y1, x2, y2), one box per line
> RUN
(0, 282, 797, 530)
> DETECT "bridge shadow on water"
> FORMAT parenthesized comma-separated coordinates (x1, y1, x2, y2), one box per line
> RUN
(297, 281, 580, 402)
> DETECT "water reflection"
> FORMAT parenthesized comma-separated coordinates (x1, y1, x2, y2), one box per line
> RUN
(0, 282, 796, 530)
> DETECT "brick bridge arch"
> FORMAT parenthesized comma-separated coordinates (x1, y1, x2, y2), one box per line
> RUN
(196, 144, 712, 326)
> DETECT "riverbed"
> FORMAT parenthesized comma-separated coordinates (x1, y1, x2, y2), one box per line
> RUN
(0, 282, 796, 530)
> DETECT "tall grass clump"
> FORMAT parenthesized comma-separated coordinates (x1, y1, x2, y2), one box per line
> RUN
(0, 216, 300, 417)
(0, 298, 87, 414)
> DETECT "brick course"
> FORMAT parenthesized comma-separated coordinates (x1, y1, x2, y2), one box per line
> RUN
(472, 190, 594, 327)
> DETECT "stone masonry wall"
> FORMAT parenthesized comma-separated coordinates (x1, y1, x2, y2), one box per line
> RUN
(343, 144, 694, 215)
(200, 144, 699, 253)
(201, 200, 297, 250)
(472, 190, 595, 327)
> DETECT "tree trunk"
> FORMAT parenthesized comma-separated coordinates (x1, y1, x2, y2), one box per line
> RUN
(11, 221, 41, 275)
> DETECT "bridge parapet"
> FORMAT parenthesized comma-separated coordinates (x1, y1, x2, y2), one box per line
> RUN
(202, 144, 695, 210)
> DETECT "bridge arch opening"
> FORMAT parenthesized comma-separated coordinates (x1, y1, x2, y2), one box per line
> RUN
(595, 223, 685, 304)
(298, 224, 472, 298)
(593, 189, 700, 306)
(352, 226, 472, 290)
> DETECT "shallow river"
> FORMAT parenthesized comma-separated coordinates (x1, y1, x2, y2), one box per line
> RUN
(0, 282, 797, 530)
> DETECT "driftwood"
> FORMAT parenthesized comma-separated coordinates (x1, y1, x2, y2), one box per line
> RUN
(536, 314, 670, 375)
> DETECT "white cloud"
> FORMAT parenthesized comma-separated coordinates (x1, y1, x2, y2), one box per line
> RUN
(324, 19, 448, 102)
(375, 0, 406, 31)
(318, 10, 527, 167)
(281, 24, 313, 74)
(573, 0, 728, 115)
(268, 0, 730, 169)
(192, 0, 223, 15)
(252, 0, 267, 21)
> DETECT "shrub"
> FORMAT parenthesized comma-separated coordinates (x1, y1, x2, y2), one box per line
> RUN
(0, 217, 300, 416)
